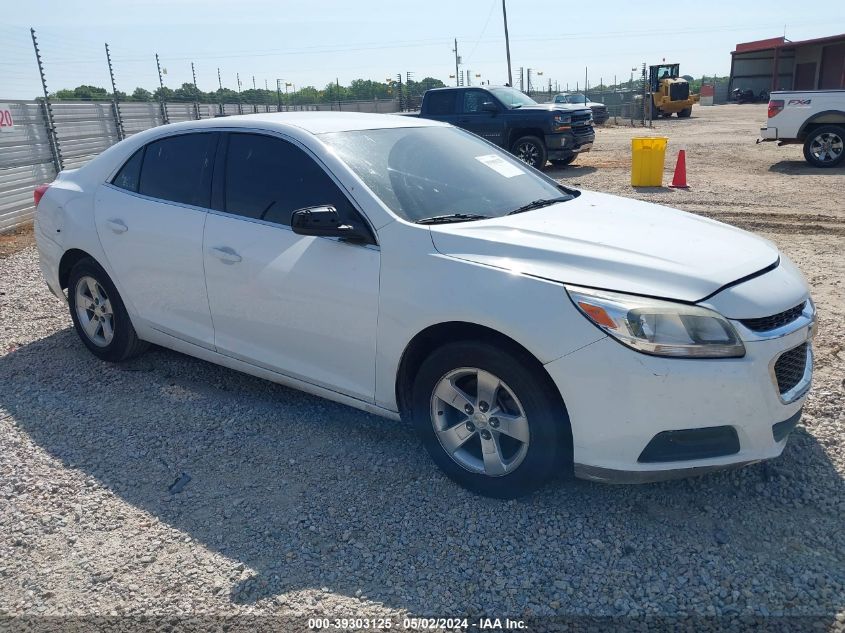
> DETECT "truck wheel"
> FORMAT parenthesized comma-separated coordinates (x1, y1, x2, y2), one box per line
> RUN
(803, 126, 845, 168)
(550, 155, 577, 167)
(677, 107, 692, 118)
(511, 136, 547, 169)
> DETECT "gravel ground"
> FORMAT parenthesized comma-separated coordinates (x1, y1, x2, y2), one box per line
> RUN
(1, 104, 844, 631)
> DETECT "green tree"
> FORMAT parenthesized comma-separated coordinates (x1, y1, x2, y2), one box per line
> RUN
(131, 87, 153, 101)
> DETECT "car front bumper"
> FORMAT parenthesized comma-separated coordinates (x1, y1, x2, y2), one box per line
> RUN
(545, 307, 814, 483)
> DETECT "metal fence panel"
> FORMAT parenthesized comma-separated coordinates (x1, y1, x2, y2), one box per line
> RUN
(0, 101, 58, 231)
(1, 97, 401, 232)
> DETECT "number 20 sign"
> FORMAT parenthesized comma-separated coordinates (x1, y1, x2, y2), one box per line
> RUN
(0, 105, 15, 131)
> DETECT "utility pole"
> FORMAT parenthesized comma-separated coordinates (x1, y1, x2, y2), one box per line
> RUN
(276, 79, 282, 111)
(336, 77, 341, 111)
(218, 67, 223, 90)
(191, 62, 198, 88)
(518, 66, 524, 92)
(527, 68, 532, 93)
(252, 75, 256, 90)
(155, 53, 169, 124)
(236, 72, 242, 114)
(452, 39, 460, 87)
(31, 27, 62, 172)
(584, 67, 588, 100)
(502, 0, 513, 87)
(105, 43, 124, 140)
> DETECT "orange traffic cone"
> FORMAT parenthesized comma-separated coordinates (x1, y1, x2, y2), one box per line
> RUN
(669, 149, 688, 188)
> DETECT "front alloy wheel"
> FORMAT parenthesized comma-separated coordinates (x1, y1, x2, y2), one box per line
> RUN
(803, 126, 845, 167)
(431, 368, 530, 477)
(411, 341, 571, 498)
(511, 135, 547, 169)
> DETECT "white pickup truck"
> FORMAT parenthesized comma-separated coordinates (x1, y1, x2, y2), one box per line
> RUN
(759, 90, 845, 167)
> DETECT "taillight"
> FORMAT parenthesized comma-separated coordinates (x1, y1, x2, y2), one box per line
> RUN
(34, 183, 50, 207)
(767, 100, 784, 118)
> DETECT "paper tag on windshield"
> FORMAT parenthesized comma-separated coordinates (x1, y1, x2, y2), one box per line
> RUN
(475, 154, 525, 178)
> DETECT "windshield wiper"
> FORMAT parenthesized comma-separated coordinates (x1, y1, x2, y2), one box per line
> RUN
(415, 213, 492, 225)
(506, 196, 572, 215)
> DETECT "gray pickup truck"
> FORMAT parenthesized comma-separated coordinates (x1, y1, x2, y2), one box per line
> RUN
(408, 85, 595, 169)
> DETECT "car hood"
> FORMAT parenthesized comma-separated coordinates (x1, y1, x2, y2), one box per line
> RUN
(519, 103, 591, 115)
(428, 190, 779, 303)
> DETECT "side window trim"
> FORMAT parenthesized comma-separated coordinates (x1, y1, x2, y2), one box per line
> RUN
(217, 129, 377, 246)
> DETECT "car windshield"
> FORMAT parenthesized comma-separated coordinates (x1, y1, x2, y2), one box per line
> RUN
(558, 93, 587, 104)
(321, 126, 574, 223)
(488, 86, 537, 109)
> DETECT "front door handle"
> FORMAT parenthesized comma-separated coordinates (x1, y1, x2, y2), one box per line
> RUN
(209, 246, 242, 264)
(106, 218, 128, 234)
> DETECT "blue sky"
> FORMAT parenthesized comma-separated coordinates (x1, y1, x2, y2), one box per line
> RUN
(3, 0, 844, 98)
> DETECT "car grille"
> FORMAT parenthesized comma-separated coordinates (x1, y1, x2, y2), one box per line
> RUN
(774, 343, 808, 395)
(670, 82, 690, 101)
(739, 302, 805, 332)
(572, 112, 593, 125)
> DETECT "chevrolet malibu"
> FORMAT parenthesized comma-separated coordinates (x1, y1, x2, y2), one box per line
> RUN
(34, 113, 815, 498)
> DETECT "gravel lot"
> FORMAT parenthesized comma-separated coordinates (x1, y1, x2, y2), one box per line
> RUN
(1, 104, 844, 631)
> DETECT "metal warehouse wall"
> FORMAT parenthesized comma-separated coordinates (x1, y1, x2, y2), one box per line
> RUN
(730, 51, 796, 95)
(0, 98, 399, 233)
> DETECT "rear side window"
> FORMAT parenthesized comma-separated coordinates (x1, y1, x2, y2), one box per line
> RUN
(224, 133, 357, 227)
(139, 133, 217, 207)
(111, 148, 143, 192)
(426, 91, 456, 116)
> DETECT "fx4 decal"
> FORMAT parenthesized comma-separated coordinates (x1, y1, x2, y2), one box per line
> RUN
(787, 99, 812, 106)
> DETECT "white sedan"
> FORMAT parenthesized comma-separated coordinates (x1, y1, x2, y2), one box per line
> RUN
(34, 112, 815, 498)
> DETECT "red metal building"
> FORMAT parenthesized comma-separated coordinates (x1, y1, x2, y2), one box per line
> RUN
(729, 33, 845, 95)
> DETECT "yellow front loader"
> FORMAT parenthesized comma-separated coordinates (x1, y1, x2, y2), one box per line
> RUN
(648, 63, 699, 119)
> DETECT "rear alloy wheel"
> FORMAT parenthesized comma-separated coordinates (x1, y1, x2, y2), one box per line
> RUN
(67, 258, 148, 362)
(511, 136, 547, 169)
(411, 341, 570, 498)
(803, 125, 845, 168)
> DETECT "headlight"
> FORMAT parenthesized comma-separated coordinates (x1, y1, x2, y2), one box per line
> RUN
(565, 285, 745, 358)
(552, 114, 572, 132)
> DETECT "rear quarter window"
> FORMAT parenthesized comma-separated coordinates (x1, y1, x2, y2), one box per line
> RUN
(111, 148, 144, 192)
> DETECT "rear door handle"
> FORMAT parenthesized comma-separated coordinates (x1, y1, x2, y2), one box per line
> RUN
(209, 246, 242, 264)
(106, 218, 128, 234)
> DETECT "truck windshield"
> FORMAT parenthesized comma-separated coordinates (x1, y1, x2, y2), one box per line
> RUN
(321, 126, 574, 223)
(559, 94, 588, 104)
(488, 87, 537, 109)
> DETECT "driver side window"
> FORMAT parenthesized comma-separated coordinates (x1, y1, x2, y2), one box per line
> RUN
(461, 90, 489, 114)
(223, 133, 358, 228)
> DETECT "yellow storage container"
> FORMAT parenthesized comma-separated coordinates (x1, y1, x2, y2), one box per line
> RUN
(631, 137, 668, 187)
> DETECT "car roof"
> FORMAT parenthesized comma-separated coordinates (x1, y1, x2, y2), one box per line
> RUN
(148, 111, 446, 135)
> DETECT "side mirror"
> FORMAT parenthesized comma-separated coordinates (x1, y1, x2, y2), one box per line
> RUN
(481, 101, 498, 113)
(290, 205, 368, 242)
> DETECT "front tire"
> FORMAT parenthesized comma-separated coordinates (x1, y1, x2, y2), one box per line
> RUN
(511, 135, 547, 169)
(411, 341, 570, 498)
(803, 125, 845, 168)
(677, 107, 692, 118)
(67, 258, 148, 362)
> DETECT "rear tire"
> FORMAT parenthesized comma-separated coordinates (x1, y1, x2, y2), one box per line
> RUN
(677, 107, 692, 118)
(411, 341, 571, 498)
(510, 135, 547, 170)
(802, 125, 845, 168)
(67, 258, 148, 362)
